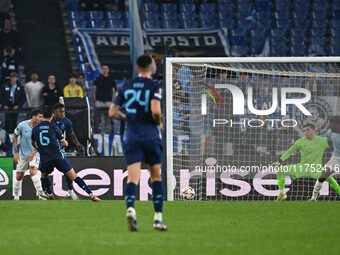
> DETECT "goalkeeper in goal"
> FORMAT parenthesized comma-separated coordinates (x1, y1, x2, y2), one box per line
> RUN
(273, 123, 340, 201)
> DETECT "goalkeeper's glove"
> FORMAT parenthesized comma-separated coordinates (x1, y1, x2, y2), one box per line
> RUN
(272, 159, 283, 167)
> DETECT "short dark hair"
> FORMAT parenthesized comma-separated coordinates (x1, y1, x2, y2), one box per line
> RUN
(78, 73, 84, 78)
(303, 123, 316, 130)
(70, 73, 77, 79)
(42, 106, 53, 118)
(53, 102, 65, 110)
(136, 55, 153, 70)
(31, 71, 38, 75)
(330, 116, 340, 124)
(31, 108, 43, 118)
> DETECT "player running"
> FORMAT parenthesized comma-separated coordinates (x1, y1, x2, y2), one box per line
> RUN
(31, 106, 101, 202)
(109, 55, 167, 232)
(273, 123, 340, 201)
(13, 108, 47, 200)
(310, 116, 340, 201)
(52, 102, 85, 200)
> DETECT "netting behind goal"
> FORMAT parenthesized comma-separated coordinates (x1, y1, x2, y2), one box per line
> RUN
(165, 57, 340, 201)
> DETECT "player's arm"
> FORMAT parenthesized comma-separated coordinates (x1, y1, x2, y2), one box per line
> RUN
(108, 104, 126, 120)
(60, 139, 68, 147)
(68, 132, 83, 151)
(13, 129, 20, 164)
(56, 125, 68, 147)
(328, 139, 334, 151)
(273, 140, 300, 166)
(151, 99, 162, 128)
(31, 139, 38, 150)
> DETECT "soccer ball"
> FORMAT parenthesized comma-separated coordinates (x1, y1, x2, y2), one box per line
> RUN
(182, 186, 195, 200)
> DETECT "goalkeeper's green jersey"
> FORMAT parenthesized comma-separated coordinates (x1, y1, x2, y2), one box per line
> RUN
(281, 135, 329, 165)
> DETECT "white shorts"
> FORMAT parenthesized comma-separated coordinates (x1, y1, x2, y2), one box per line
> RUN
(325, 156, 340, 173)
(16, 156, 40, 172)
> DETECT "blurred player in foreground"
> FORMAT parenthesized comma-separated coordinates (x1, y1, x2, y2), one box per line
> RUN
(310, 116, 340, 201)
(31, 107, 101, 202)
(109, 55, 167, 231)
(13, 108, 47, 200)
(273, 123, 340, 201)
(53, 102, 84, 200)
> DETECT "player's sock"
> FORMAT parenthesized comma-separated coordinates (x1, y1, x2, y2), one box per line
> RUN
(74, 177, 92, 195)
(278, 177, 285, 194)
(41, 177, 53, 194)
(13, 179, 22, 197)
(31, 174, 42, 192)
(65, 176, 74, 190)
(152, 181, 164, 213)
(125, 182, 137, 209)
(326, 176, 340, 194)
(312, 180, 323, 199)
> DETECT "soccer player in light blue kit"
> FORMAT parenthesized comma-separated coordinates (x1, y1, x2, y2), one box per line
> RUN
(109, 55, 167, 232)
(13, 108, 48, 200)
(310, 116, 340, 201)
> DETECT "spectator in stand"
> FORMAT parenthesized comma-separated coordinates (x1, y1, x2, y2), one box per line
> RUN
(106, 0, 125, 11)
(76, 73, 87, 96)
(79, 0, 106, 11)
(0, 46, 19, 82)
(0, 19, 21, 56)
(0, 119, 11, 156)
(93, 64, 116, 133)
(25, 71, 44, 107)
(0, 72, 26, 133)
(63, 74, 83, 98)
(42, 75, 61, 106)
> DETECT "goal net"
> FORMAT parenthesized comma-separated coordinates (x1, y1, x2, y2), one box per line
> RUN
(165, 57, 340, 201)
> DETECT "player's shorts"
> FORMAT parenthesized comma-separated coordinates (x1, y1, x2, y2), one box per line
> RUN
(39, 157, 73, 175)
(277, 163, 324, 180)
(124, 138, 162, 166)
(16, 156, 40, 172)
(325, 156, 340, 173)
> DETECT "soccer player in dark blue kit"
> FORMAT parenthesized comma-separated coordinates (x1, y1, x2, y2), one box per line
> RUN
(109, 55, 167, 232)
(53, 102, 85, 200)
(31, 107, 101, 202)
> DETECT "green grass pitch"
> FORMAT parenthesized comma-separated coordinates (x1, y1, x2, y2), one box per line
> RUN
(0, 201, 339, 255)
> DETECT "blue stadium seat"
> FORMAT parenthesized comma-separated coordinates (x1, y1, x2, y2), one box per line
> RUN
(330, 44, 340, 55)
(106, 11, 122, 20)
(293, 0, 311, 11)
(309, 36, 327, 55)
(270, 28, 287, 44)
(236, 3, 253, 13)
(255, 12, 272, 30)
(162, 18, 179, 29)
(162, 12, 177, 20)
(312, 19, 328, 29)
(142, 0, 154, 3)
(161, 3, 178, 13)
(275, 18, 291, 29)
(87, 11, 104, 20)
(333, 0, 340, 10)
(255, 0, 272, 12)
(144, 19, 161, 29)
(144, 10, 160, 20)
(274, 11, 290, 20)
(312, 10, 328, 20)
(312, 0, 329, 11)
(250, 29, 267, 55)
(290, 44, 307, 56)
(331, 9, 340, 19)
(330, 27, 340, 36)
(292, 14, 310, 29)
(70, 19, 87, 29)
(69, 11, 86, 21)
(218, 0, 234, 4)
(292, 10, 308, 20)
(236, 0, 252, 6)
(218, 2, 234, 12)
(218, 12, 235, 29)
(200, 3, 216, 14)
(180, 18, 198, 29)
(236, 16, 253, 29)
(180, 3, 196, 13)
(274, 0, 290, 12)
(231, 29, 248, 46)
(107, 19, 124, 28)
(290, 28, 307, 38)
(200, 18, 217, 28)
(88, 19, 105, 28)
(330, 35, 340, 45)
(232, 45, 249, 56)
(331, 19, 340, 28)
(143, 3, 158, 13)
(270, 42, 287, 56)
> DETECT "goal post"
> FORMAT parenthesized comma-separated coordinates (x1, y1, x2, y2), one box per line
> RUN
(165, 57, 340, 201)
